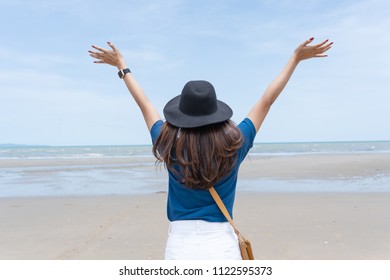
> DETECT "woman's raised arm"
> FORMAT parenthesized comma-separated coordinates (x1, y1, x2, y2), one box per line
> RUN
(89, 42, 161, 131)
(247, 37, 333, 132)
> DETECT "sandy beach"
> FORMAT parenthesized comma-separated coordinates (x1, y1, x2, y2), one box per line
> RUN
(1, 193, 389, 260)
(1, 153, 390, 260)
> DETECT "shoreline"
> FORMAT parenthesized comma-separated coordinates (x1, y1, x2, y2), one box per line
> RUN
(1, 152, 389, 197)
(1, 152, 389, 178)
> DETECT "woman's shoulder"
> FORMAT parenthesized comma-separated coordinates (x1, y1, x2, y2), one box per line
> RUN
(236, 118, 256, 159)
(150, 120, 164, 143)
(237, 118, 256, 137)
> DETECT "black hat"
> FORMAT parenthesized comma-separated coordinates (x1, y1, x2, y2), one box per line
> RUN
(163, 80, 233, 128)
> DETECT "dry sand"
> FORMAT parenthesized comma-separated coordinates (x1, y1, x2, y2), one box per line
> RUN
(1, 192, 389, 260)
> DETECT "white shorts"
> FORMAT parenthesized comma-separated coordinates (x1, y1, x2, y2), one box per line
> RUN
(165, 220, 242, 260)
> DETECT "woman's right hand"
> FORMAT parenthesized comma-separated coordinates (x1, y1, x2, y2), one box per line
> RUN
(88, 42, 127, 69)
(292, 37, 333, 63)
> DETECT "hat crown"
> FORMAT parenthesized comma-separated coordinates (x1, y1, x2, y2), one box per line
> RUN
(179, 81, 218, 116)
(163, 80, 233, 128)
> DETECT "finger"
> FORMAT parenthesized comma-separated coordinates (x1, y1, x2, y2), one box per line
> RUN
(302, 37, 315, 47)
(107, 41, 117, 52)
(317, 42, 333, 53)
(89, 52, 102, 59)
(312, 39, 330, 48)
(107, 41, 123, 57)
(92, 45, 108, 53)
(88, 50, 101, 56)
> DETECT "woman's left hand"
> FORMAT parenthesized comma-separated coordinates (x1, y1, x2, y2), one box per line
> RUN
(88, 42, 126, 69)
(293, 37, 333, 62)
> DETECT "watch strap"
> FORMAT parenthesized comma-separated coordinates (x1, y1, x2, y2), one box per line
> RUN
(118, 68, 131, 79)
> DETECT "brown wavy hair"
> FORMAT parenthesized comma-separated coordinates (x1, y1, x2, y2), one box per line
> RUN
(152, 120, 243, 190)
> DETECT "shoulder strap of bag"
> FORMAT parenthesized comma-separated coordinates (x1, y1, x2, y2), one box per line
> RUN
(209, 187, 240, 235)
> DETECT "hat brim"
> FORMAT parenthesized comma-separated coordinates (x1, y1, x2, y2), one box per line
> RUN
(163, 95, 233, 128)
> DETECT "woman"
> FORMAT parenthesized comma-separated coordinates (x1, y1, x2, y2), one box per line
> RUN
(88, 37, 332, 259)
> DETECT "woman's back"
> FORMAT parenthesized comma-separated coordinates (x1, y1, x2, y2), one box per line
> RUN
(151, 117, 256, 222)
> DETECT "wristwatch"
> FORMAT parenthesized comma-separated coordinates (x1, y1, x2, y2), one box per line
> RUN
(118, 68, 131, 79)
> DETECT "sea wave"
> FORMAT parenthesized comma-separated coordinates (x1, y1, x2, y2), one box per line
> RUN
(1, 141, 389, 160)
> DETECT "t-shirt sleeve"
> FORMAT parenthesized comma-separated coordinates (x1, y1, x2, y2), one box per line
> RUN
(150, 120, 164, 144)
(237, 118, 257, 162)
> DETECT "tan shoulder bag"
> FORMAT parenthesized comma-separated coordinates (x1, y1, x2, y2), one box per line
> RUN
(209, 187, 254, 260)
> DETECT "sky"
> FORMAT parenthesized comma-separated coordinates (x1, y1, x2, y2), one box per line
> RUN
(1, 0, 389, 146)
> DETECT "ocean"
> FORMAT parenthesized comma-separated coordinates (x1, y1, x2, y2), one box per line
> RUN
(1, 141, 390, 197)
(1, 141, 390, 160)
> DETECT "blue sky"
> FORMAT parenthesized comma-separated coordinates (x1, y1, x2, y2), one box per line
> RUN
(1, 0, 389, 146)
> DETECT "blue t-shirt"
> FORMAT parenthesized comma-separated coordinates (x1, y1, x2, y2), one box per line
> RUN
(150, 118, 256, 222)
